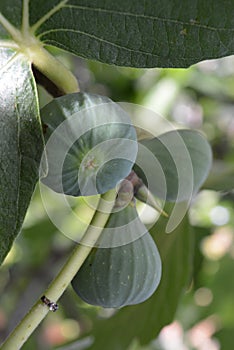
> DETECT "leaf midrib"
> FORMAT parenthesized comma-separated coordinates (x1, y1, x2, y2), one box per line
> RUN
(0, 0, 68, 50)
(0, 0, 78, 94)
(0, 0, 66, 40)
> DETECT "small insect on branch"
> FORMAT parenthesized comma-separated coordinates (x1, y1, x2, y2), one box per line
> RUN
(41, 295, 59, 312)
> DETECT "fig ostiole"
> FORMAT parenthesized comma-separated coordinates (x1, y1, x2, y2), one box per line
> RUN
(40, 92, 138, 196)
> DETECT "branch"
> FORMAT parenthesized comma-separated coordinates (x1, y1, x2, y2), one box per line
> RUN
(0, 189, 116, 350)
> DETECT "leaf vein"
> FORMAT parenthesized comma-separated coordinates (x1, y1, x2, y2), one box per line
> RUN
(31, 0, 68, 33)
(38, 28, 160, 58)
(0, 52, 20, 73)
(14, 97, 22, 234)
(22, 0, 30, 35)
(0, 12, 21, 42)
(64, 4, 234, 32)
(0, 40, 18, 49)
(39, 28, 213, 61)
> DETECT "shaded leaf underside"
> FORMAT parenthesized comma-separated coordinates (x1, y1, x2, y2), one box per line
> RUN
(0, 0, 234, 68)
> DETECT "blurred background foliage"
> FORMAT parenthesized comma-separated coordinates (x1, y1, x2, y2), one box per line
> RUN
(1, 51, 234, 350)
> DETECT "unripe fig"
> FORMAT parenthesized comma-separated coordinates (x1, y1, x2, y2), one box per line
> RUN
(72, 205, 161, 308)
(40, 93, 137, 196)
(135, 129, 212, 201)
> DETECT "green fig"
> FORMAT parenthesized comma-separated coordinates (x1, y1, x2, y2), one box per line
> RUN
(72, 204, 161, 308)
(135, 129, 212, 201)
(40, 93, 137, 196)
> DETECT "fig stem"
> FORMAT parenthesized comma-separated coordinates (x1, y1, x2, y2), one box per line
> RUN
(0, 189, 116, 350)
(136, 184, 168, 218)
(27, 44, 79, 95)
(0, 11, 79, 95)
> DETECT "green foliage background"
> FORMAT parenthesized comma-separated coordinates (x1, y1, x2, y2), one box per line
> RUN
(0, 1, 234, 349)
(1, 52, 234, 350)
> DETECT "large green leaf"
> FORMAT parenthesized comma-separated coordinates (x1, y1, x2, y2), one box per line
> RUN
(1, 1, 234, 69)
(0, 50, 43, 265)
(85, 210, 193, 350)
